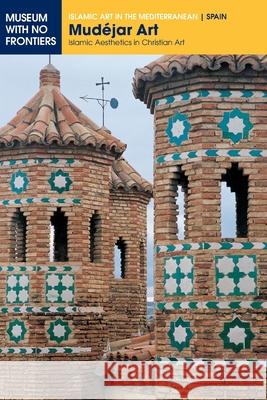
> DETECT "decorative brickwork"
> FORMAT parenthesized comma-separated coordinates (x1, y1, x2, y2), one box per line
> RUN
(10, 171, 29, 194)
(215, 255, 257, 296)
(6, 274, 29, 304)
(164, 256, 194, 296)
(0, 64, 152, 359)
(135, 54, 267, 361)
(48, 170, 72, 194)
(219, 317, 255, 353)
(7, 319, 27, 343)
(108, 191, 149, 341)
(46, 273, 75, 303)
(168, 317, 193, 351)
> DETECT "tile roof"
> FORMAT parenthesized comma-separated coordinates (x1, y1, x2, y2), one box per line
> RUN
(0, 64, 152, 196)
(104, 332, 156, 361)
(0, 64, 126, 155)
(112, 158, 152, 195)
(133, 54, 267, 102)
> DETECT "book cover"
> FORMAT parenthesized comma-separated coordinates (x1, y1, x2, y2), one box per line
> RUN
(0, 1, 266, 399)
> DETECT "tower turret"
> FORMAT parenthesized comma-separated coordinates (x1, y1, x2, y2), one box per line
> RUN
(0, 64, 151, 358)
(134, 55, 267, 359)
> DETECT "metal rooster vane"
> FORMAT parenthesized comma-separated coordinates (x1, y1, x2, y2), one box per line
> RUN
(80, 77, 119, 127)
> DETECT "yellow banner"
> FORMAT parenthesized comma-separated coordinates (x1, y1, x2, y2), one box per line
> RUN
(62, 0, 267, 54)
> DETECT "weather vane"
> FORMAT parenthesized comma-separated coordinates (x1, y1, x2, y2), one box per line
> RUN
(80, 77, 118, 127)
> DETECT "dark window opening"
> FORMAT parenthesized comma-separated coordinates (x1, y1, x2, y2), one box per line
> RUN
(175, 171, 188, 240)
(50, 208, 68, 262)
(139, 240, 145, 279)
(89, 211, 101, 262)
(114, 238, 126, 279)
(221, 163, 248, 238)
(11, 209, 27, 262)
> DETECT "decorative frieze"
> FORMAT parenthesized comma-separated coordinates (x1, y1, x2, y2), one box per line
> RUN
(157, 301, 267, 311)
(155, 90, 267, 107)
(0, 306, 104, 314)
(157, 242, 267, 254)
(0, 158, 79, 169)
(0, 197, 81, 206)
(0, 265, 81, 272)
(0, 347, 91, 355)
(157, 149, 267, 165)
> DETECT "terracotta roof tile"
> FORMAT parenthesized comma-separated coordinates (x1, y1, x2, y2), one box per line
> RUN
(105, 332, 155, 361)
(1, 64, 152, 197)
(22, 113, 34, 125)
(46, 121, 61, 143)
(133, 54, 267, 102)
(112, 158, 152, 195)
(32, 121, 48, 134)
(0, 64, 126, 155)
(23, 92, 42, 110)
(28, 130, 44, 143)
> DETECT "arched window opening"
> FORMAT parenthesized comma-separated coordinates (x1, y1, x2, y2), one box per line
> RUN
(221, 182, 236, 238)
(50, 208, 68, 262)
(139, 240, 145, 280)
(175, 171, 188, 240)
(11, 209, 27, 262)
(114, 238, 126, 279)
(89, 211, 101, 262)
(221, 163, 248, 238)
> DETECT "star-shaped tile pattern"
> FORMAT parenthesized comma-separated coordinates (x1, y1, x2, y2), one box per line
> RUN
(166, 113, 191, 146)
(7, 319, 27, 343)
(46, 274, 75, 303)
(10, 170, 29, 194)
(47, 319, 72, 344)
(219, 317, 255, 353)
(164, 256, 194, 296)
(215, 255, 257, 296)
(218, 108, 253, 143)
(6, 274, 29, 304)
(168, 317, 193, 351)
(48, 169, 72, 193)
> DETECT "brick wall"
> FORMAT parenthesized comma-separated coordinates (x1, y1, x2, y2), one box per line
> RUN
(142, 66, 267, 359)
(109, 191, 148, 341)
(0, 146, 149, 359)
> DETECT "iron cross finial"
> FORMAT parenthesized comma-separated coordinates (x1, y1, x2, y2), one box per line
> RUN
(80, 77, 118, 128)
(96, 77, 110, 126)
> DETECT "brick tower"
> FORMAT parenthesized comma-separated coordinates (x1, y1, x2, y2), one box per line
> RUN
(0, 64, 151, 359)
(134, 55, 267, 359)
